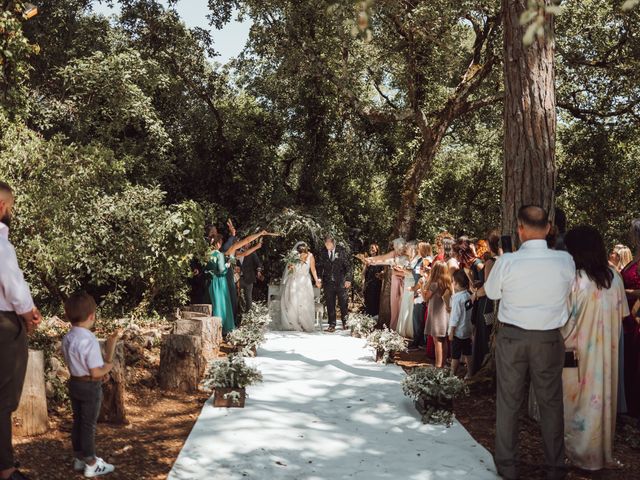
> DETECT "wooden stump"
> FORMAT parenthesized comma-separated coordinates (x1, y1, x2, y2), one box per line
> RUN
(13, 350, 48, 437)
(175, 316, 219, 360)
(183, 304, 213, 316)
(178, 311, 223, 357)
(98, 340, 128, 424)
(159, 334, 204, 392)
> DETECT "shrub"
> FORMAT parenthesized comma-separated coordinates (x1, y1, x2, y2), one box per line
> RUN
(402, 367, 469, 426)
(0, 122, 207, 316)
(227, 303, 270, 356)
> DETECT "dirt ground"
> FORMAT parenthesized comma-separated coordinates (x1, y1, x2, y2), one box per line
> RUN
(13, 336, 640, 480)
(396, 349, 640, 480)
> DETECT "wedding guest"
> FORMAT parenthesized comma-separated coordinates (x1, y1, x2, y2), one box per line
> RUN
(207, 234, 235, 335)
(433, 231, 451, 262)
(470, 231, 500, 375)
(443, 236, 459, 273)
(485, 205, 575, 480)
(449, 269, 473, 379)
(397, 242, 417, 339)
(562, 226, 628, 471)
(423, 261, 452, 368)
(366, 238, 407, 331)
(621, 218, 640, 417)
(62, 292, 119, 478)
(0, 182, 41, 480)
(362, 244, 384, 317)
(615, 245, 632, 272)
(409, 242, 432, 349)
(237, 241, 264, 314)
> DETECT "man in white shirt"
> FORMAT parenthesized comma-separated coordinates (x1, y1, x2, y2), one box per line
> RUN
(485, 205, 575, 480)
(0, 181, 41, 480)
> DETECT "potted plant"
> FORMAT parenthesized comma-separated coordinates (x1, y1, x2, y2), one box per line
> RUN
(365, 326, 407, 364)
(228, 303, 270, 356)
(402, 367, 469, 426)
(346, 313, 377, 338)
(204, 354, 263, 408)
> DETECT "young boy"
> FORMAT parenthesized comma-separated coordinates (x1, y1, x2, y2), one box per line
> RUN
(62, 292, 119, 478)
(448, 269, 473, 379)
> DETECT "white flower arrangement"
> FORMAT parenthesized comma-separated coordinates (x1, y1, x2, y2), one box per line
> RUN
(227, 303, 271, 356)
(346, 313, 377, 338)
(402, 367, 469, 426)
(365, 326, 407, 364)
(222, 390, 243, 405)
(204, 354, 263, 390)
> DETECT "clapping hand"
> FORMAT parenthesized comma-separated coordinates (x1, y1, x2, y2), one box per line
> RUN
(344, 281, 352, 289)
(227, 218, 236, 236)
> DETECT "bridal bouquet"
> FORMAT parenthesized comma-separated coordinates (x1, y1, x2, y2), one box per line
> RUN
(282, 250, 301, 268)
(365, 326, 407, 364)
(402, 367, 469, 426)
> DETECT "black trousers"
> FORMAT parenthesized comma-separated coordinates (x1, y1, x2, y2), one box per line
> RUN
(0, 311, 28, 470)
(324, 282, 348, 327)
(495, 324, 566, 480)
(69, 380, 103, 460)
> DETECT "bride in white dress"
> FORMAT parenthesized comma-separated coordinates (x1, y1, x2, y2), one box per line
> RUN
(280, 242, 320, 332)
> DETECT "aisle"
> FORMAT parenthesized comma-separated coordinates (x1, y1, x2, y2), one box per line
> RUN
(169, 331, 498, 480)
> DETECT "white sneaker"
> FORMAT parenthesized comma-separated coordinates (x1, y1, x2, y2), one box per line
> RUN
(84, 457, 115, 478)
(73, 458, 86, 472)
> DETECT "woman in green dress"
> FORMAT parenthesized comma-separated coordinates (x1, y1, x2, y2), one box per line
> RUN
(207, 234, 235, 335)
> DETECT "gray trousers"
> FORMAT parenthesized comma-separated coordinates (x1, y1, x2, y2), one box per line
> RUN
(0, 311, 28, 470)
(239, 281, 254, 313)
(495, 324, 566, 480)
(69, 380, 103, 460)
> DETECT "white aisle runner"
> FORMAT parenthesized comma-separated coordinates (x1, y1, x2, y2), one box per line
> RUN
(169, 332, 498, 480)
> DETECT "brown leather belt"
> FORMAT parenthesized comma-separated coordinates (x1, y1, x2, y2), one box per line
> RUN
(70, 375, 101, 383)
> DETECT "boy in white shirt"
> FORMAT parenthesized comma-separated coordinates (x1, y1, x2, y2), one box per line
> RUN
(448, 269, 473, 379)
(62, 292, 120, 478)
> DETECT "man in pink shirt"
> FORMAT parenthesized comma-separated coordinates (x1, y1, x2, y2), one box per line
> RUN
(0, 181, 41, 480)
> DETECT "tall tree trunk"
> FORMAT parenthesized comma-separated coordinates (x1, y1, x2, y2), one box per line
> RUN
(502, 0, 557, 242)
(393, 122, 449, 239)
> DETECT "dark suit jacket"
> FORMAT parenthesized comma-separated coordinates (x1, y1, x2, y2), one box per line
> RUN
(317, 246, 352, 286)
(239, 253, 263, 285)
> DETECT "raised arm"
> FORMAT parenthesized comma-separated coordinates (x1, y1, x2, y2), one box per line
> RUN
(365, 250, 396, 265)
(236, 241, 263, 258)
(225, 230, 278, 256)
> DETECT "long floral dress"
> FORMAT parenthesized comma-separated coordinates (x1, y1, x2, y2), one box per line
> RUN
(562, 268, 629, 470)
(206, 249, 235, 335)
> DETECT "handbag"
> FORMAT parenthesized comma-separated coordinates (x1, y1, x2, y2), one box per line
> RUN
(483, 298, 499, 326)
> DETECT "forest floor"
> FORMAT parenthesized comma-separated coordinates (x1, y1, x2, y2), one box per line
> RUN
(14, 322, 640, 480)
(396, 349, 640, 480)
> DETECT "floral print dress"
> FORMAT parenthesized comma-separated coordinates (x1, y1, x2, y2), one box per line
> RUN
(562, 268, 629, 470)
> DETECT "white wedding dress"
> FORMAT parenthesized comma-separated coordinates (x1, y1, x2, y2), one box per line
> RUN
(280, 258, 316, 332)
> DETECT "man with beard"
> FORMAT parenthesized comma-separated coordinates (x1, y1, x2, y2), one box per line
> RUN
(0, 181, 41, 480)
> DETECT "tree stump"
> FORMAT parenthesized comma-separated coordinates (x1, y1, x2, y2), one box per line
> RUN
(13, 350, 48, 437)
(182, 304, 213, 316)
(98, 340, 127, 424)
(159, 334, 204, 392)
(178, 311, 223, 356)
(175, 315, 219, 360)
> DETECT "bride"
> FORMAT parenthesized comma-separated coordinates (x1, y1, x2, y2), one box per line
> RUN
(280, 242, 320, 332)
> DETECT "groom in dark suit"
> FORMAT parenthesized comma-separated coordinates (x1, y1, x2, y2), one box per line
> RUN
(317, 235, 352, 333)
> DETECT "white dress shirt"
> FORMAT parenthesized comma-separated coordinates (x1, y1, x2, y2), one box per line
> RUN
(0, 222, 35, 314)
(484, 239, 575, 331)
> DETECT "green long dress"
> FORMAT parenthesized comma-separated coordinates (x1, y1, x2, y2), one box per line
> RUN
(206, 249, 235, 335)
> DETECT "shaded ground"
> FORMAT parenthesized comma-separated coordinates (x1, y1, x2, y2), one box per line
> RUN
(14, 387, 209, 480)
(395, 349, 640, 480)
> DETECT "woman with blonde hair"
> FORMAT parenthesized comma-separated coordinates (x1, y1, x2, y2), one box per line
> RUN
(423, 261, 453, 368)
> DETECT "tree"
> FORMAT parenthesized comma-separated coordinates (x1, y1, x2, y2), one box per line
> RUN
(501, 0, 557, 242)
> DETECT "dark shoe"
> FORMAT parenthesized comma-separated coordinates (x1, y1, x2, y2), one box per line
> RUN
(342, 321, 347, 330)
(9, 470, 31, 480)
(325, 326, 336, 333)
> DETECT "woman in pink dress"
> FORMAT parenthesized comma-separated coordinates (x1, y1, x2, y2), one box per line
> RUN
(621, 219, 640, 417)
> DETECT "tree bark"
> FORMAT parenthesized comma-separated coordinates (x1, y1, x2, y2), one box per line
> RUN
(98, 340, 127, 424)
(159, 334, 204, 393)
(13, 350, 48, 437)
(502, 0, 557, 242)
(175, 314, 221, 360)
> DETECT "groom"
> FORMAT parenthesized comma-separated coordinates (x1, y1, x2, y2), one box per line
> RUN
(317, 235, 352, 333)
